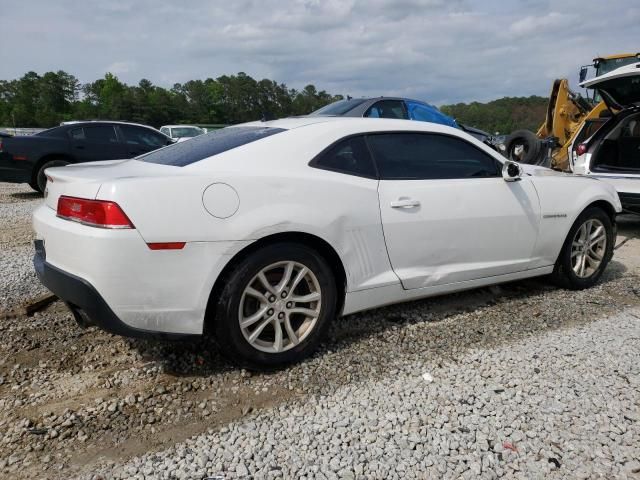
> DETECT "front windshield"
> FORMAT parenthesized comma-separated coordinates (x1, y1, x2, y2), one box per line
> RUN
(171, 127, 204, 138)
(309, 98, 368, 116)
(596, 56, 639, 77)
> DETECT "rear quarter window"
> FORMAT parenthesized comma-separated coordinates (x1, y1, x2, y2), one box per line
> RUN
(138, 126, 286, 166)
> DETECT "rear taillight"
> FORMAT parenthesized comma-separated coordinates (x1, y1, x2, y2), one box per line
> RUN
(576, 143, 588, 156)
(57, 196, 134, 229)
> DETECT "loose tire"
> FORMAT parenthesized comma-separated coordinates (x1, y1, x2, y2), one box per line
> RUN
(504, 130, 542, 165)
(551, 207, 614, 289)
(212, 243, 337, 369)
(33, 159, 70, 193)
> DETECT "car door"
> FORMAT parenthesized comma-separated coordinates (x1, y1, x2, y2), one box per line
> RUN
(118, 125, 170, 157)
(69, 125, 125, 162)
(371, 132, 541, 289)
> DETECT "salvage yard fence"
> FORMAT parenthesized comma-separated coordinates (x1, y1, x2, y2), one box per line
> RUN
(1, 127, 46, 136)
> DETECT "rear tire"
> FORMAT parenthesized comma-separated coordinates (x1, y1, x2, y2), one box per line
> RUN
(505, 130, 542, 164)
(212, 243, 337, 369)
(33, 159, 70, 193)
(551, 207, 614, 289)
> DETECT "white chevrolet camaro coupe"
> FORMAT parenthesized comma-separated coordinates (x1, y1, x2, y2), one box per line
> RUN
(33, 117, 621, 367)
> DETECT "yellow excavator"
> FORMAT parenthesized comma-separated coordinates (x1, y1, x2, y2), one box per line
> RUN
(504, 52, 640, 170)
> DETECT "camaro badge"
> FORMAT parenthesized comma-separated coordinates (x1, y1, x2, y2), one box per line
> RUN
(543, 213, 567, 218)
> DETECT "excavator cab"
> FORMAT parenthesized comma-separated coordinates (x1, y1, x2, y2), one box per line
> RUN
(586, 54, 640, 103)
(504, 52, 640, 172)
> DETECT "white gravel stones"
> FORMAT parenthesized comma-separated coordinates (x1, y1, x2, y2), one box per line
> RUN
(85, 309, 640, 480)
(0, 184, 47, 310)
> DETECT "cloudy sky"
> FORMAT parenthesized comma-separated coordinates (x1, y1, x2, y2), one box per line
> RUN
(1, 0, 638, 104)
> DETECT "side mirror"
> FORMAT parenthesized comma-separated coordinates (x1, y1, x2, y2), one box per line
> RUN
(502, 160, 523, 182)
(579, 66, 588, 83)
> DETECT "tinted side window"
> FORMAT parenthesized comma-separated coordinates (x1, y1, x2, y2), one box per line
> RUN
(364, 100, 408, 120)
(70, 128, 85, 140)
(368, 133, 500, 180)
(311, 136, 376, 178)
(82, 126, 118, 143)
(121, 125, 167, 148)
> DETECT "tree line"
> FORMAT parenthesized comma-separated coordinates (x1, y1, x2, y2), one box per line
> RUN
(440, 96, 549, 135)
(0, 71, 342, 128)
(0, 70, 549, 133)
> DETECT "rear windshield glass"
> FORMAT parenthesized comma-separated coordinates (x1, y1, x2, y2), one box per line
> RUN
(138, 126, 286, 166)
(35, 126, 65, 137)
(599, 76, 640, 107)
(310, 99, 368, 116)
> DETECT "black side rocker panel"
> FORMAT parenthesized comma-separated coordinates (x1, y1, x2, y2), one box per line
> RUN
(33, 240, 198, 340)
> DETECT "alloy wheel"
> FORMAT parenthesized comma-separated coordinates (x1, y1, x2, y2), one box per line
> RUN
(238, 261, 322, 353)
(571, 218, 607, 278)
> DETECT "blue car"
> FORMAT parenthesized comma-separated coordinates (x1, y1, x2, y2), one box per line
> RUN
(309, 97, 498, 149)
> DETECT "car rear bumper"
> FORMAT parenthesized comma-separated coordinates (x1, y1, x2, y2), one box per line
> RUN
(32, 204, 250, 337)
(34, 240, 196, 340)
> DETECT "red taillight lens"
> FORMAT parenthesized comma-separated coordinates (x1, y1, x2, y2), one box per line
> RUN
(576, 143, 588, 156)
(57, 196, 134, 229)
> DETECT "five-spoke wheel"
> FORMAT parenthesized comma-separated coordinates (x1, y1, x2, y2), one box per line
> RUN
(213, 243, 337, 368)
(239, 261, 322, 353)
(552, 207, 614, 289)
(570, 219, 607, 278)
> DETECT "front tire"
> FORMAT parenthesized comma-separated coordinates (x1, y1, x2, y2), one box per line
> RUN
(212, 243, 337, 369)
(551, 207, 614, 289)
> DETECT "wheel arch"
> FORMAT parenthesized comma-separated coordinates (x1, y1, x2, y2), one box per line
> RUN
(584, 199, 617, 223)
(554, 198, 618, 266)
(203, 231, 347, 332)
(30, 153, 76, 185)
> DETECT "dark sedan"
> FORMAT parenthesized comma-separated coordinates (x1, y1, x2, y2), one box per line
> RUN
(0, 121, 173, 192)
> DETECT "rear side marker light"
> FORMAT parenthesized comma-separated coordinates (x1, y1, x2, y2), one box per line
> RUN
(57, 196, 134, 229)
(146, 242, 186, 250)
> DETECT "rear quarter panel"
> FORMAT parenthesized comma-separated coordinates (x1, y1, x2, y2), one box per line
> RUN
(97, 168, 394, 294)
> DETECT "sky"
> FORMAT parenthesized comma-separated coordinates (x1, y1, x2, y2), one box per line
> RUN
(1, 0, 638, 105)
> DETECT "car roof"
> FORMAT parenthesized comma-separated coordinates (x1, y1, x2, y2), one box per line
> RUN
(239, 116, 456, 134)
(183, 116, 503, 175)
(60, 120, 159, 130)
(240, 116, 347, 130)
(161, 125, 203, 128)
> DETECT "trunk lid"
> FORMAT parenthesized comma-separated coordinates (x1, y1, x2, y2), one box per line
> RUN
(580, 62, 640, 110)
(43, 159, 178, 210)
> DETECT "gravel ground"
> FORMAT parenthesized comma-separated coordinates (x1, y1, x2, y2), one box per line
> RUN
(86, 309, 640, 480)
(0, 184, 48, 311)
(0, 183, 639, 479)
